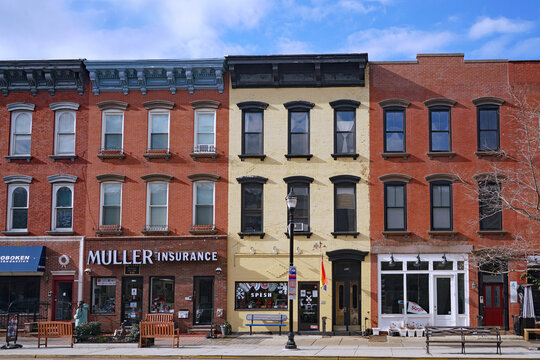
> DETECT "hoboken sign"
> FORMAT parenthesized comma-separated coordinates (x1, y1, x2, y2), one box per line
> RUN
(87, 249, 218, 265)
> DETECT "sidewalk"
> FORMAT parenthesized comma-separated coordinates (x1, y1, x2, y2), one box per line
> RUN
(1, 334, 540, 359)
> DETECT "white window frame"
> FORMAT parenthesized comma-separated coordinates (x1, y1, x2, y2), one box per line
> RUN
(193, 181, 215, 226)
(194, 109, 216, 148)
(7, 184, 29, 232)
(148, 110, 170, 151)
(99, 182, 122, 226)
(146, 182, 169, 229)
(10, 111, 32, 156)
(51, 183, 74, 232)
(54, 110, 76, 155)
(101, 110, 124, 151)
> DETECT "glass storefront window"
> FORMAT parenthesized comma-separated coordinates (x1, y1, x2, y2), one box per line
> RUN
(434, 261, 453, 270)
(406, 274, 429, 314)
(235, 282, 288, 310)
(150, 277, 174, 313)
(381, 261, 403, 271)
(407, 261, 428, 270)
(91, 277, 116, 314)
(0, 276, 40, 313)
(381, 274, 403, 314)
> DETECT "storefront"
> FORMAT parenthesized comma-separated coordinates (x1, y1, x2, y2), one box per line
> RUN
(84, 237, 227, 333)
(377, 253, 469, 330)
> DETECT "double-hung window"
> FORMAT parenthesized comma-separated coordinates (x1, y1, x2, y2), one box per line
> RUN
(473, 97, 504, 152)
(430, 181, 452, 231)
(284, 101, 314, 159)
(3, 175, 32, 233)
(330, 175, 360, 237)
(284, 176, 313, 233)
(97, 174, 125, 231)
(147, 183, 168, 231)
(10, 109, 33, 156)
(149, 111, 170, 151)
(103, 112, 123, 151)
(50, 102, 80, 158)
(385, 182, 406, 231)
(429, 107, 451, 152)
(47, 174, 77, 233)
(194, 182, 214, 226)
(384, 108, 405, 152)
(238, 101, 268, 159)
(479, 181, 502, 231)
(237, 176, 267, 236)
(8, 184, 29, 232)
(330, 100, 360, 159)
(195, 110, 216, 152)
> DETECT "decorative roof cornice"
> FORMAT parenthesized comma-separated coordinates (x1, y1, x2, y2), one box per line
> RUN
(0, 59, 85, 96)
(84, 59, 225, 96)
(226, 53, 367, 88)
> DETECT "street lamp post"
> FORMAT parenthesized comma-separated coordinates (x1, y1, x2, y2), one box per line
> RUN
(285, 191, 297, 350)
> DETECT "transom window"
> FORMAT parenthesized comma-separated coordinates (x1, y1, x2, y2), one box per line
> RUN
(384, 108, 405, 152)
(102, 112, 123, 151)
(429, 107, 451, 152)
(149, 111, 169, 150)
(11, 112, 32, 156)
(55, 111, 76, 155)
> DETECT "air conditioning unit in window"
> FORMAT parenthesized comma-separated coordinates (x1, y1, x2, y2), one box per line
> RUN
(194, 144, 215, 153)
(293, 223, 308, 232)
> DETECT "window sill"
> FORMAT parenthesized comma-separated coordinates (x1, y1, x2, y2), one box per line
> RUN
(284, 231, 313, 238)
(238, 231, 265, 239)
(475, 151, 503, 158)
(331, 231, 359, 238)
(95, 225, 123, 236)
(477, 230, 507, 237)
(428, 230, 458, 237)
(427, 151, 456, 159)
(381, 152, 410, 160)
(46, 230, 75, 235)
(143, 150, 172, 160)
(382, 231, 411, 238)
(285, 154, 313, 160)
(97, 150, 125, 161)
(189, 226, 218, 235)
(1, 230, 29, 236)
(4, 155, 32, 163)
(49, 155, 77, 162)
(331, 153, 359, 160)
(190, 152, 218, 160)
(238, 154, 266, 161)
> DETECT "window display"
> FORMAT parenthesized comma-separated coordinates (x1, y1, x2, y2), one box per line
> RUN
(150, 277, 174, 313)
(91, 277, 116, 314)
(235, 282, 288, 310)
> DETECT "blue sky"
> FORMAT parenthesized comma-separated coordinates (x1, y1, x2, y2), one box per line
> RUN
(1, 0, 539, 61)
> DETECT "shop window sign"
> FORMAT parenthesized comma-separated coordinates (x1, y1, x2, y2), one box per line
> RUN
(235, 282, 288, 310)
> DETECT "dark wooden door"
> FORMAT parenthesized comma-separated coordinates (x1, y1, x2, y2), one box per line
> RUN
(484, 283, 503, 326)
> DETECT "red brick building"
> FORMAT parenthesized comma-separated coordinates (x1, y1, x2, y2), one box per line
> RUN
(82, 60, 228, 332)
(0, 60, 89, 324)
(369, 54, 537, 332)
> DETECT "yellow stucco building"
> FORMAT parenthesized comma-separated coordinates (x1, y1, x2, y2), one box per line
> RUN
(226, 54, 370, 334)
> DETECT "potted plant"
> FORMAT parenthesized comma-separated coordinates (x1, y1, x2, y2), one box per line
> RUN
(415, 327, 424, 337)
(406, 323, 415, 337)
(398, 323, 407, 337)
(372, 327, 380, 336)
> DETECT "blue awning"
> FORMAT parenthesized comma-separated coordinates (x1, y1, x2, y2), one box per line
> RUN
(0, 246, 46, 273)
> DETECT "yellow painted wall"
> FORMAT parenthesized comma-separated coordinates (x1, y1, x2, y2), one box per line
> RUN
(227, 68, 370, 332)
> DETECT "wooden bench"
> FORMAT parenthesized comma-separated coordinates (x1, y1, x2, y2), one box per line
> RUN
(426, 326, 501, 355)
(245, 314, 287, 335)
(37, 321, 73, 348)
(523, 328, 540, 341)
(139, 321, 179, 348)
(144, 313, 173, 322)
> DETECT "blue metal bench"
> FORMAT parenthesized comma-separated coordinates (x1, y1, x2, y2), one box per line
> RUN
(245, 314, 287, 335)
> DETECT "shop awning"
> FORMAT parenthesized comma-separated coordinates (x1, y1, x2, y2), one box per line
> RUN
(0, 246, 46, 274)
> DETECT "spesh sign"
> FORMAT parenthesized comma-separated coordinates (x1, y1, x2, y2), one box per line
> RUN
(87, 249, 218, 265)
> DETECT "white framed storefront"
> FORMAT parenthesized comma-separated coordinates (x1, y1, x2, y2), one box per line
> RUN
(378, 253, 469, 331)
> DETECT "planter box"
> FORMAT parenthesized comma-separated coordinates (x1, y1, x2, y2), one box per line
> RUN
(372, 328, 380, 336)
(415, 329, 424, 337)
(407, 329, 415, 337)
(399, 329, 407, 337)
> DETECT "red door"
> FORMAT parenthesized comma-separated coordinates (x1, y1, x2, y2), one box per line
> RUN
(483, 284, 503, 326)
(52, 276, 74, 321)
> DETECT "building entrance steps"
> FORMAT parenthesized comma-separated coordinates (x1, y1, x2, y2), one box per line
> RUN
(0, 333, 538, 358)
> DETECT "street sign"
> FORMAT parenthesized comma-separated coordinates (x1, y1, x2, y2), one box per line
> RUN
(288, 266, 297, 300)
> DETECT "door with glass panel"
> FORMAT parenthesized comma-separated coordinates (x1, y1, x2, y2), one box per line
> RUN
(434, 276, 455, 326)
(298, 282, 320, 331)
(121, 277, 143, 326)
(483, 283, 503, 326)
(194, 277, 214, 325)
(333, 261, 361, 332)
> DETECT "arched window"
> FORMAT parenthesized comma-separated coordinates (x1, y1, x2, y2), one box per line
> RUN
(53, 186, 73, 230)
(9, 186, 29, 231)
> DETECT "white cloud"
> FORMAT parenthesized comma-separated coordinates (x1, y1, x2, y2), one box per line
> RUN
(338, 0, 376, 14)
(346, 27, 454, 60)
(469, 17, 534, 39)
(0, 0, 271, 60)
(275, 37, 313, 54)
(471, 36, 540, 60)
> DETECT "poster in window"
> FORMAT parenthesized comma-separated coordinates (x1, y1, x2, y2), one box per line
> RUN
(235, 282, 288, 310)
